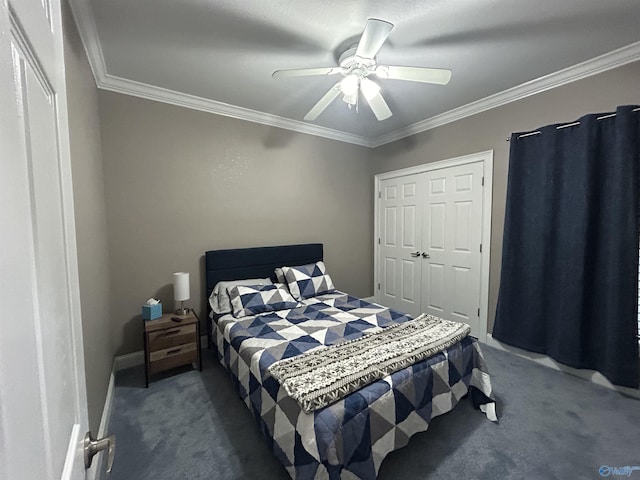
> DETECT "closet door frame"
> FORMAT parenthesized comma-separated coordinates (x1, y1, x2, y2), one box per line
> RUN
(373, 150, 493, 342)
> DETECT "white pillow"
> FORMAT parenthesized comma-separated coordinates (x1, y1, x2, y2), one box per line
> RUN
(274, 267, 286, 284)
(209, 278, 272, 314)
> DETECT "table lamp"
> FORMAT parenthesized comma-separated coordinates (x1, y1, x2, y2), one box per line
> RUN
(173, 272, 190, 315)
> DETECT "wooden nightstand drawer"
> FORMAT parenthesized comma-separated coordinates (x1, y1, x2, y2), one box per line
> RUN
(149, 343, 198, 374)
(148, 324, 196, 351)
(143, 311, 202, 386)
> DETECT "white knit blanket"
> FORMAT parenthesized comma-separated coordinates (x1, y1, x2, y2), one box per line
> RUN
(268, 314, 471, 413)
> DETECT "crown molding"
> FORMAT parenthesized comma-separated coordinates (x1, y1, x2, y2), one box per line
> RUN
(370, 41, 640, 148)
(98, 74, 375, 147)
(68, 0, 108, 85)
(68, 0, 639, 150)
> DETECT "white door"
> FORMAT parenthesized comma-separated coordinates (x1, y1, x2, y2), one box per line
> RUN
(421, 162, 484, 336)
(0, 0, 89, 478)
(376, 160, 485, 337)
(378, 176, 423, 316)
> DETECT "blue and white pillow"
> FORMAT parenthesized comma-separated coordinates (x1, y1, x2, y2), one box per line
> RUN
(228, 284, 299, 318)
(282, 261, 335, 300)
(210, 278, 272, 314)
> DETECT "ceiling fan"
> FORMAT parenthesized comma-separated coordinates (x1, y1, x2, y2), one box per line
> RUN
(272, 19, 452, 122)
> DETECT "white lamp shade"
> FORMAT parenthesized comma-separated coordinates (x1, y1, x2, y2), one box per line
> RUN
(173, 272, 190, 301)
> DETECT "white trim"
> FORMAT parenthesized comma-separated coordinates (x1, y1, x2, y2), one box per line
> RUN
(64, 3, 640, 149)
(98, 74, 375, 148)
(361, 296, 376, 303)
(370, 41, 640, 148)
(98, 372, 115, 440)
(485, 334, 640, 400)
(479, 154, 493, 344)
(67, 0, 108, 86)
(373, 150, 493, 342)
(112, 351, 144, 372)
(86, 371, 115, 480)
(60, 423, 82, 480)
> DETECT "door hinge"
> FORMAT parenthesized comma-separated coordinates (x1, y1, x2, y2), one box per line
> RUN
(480, 244, 483, 253)
(477, 308, 480, 317)
(378, 237, 381, 245)
(378, 283, 381, 290)
(482, 176, 485, 186)
(378, 191, 381, 198)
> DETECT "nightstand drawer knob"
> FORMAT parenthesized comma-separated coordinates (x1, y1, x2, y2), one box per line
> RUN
(167, 347, 181, 355)
(163, 329, 181, 336)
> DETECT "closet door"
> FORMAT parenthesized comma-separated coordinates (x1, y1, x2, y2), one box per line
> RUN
(378, 175, 424, 317)
(421, 162, 484, 336)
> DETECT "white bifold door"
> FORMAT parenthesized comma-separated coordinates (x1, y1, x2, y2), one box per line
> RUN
(378, 161, 485, 337)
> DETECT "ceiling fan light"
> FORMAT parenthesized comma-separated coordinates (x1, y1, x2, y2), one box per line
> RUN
(361, 78, 381, 100)
(340, 75, 359, 95)
(342, 92, 358, 105)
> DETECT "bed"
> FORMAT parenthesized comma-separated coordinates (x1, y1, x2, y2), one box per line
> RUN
(205, 243, 496, 480)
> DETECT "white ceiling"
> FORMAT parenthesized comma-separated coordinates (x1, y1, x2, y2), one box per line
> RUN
(71, 0, 640, 147)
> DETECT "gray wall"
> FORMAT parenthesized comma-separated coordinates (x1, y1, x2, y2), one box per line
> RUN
(63, 1, 113, 432)
(371, 60, 640, 333)
(98, 92, 373, 355)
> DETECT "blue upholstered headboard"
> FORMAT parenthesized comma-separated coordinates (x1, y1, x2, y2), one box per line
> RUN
(204, 243, 323, 347)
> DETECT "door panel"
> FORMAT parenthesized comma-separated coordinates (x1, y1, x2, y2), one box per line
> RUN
(452, 266, 471, 318)
(384, 206, 397, 246)
(401, 260, 417, 302)
(426, 263, 445, 311)
(15, 38, 79, 475)
(378, 176, 423, 316)
(402, 205, 416, 247)
(384, 257, 397, 297)
(427, 203, 446, 250)
(0, 0, 89, 478)
(422, 162, 483, 336)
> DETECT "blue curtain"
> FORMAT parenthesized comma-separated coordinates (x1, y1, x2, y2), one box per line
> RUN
(493, 105, 639, 388)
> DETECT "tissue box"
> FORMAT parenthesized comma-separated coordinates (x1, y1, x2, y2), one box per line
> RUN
(141, 303, 162, 320)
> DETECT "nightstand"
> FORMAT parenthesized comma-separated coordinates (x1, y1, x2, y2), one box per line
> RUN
(143, 311, 202, 387)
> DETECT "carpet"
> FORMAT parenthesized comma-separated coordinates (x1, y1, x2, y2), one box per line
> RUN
(108, 345, 640, 479)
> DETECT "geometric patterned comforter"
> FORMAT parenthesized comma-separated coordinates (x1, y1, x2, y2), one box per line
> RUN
(213, 291, 496, 480)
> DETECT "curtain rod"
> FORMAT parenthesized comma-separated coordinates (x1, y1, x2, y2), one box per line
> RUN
(505, 107, 640, 141)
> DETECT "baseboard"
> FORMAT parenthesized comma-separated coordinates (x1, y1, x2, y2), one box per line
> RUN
(485, 334, 640, 400)
(87, 365, 116, 480)
(361, 296, 375, 303)
(113, 350, 144, 371)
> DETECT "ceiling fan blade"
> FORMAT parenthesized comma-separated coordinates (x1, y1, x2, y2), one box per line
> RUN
(304, 83, 342, 121)
(376, 65, 452, 85)
(273, 67, 344, 78)
(355, 18, 394, 59)
(361, 82, 392, 121)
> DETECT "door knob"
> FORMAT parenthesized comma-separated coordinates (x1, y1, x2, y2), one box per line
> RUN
(422, 252, 430, 258)
(84, 431, 116, 473)
(410, 251, 421, 257)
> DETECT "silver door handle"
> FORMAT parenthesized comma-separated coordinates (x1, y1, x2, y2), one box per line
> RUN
(84, 431, 116, 473)
(422, 252, 430, 258)
(410, 251, 421, 257)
